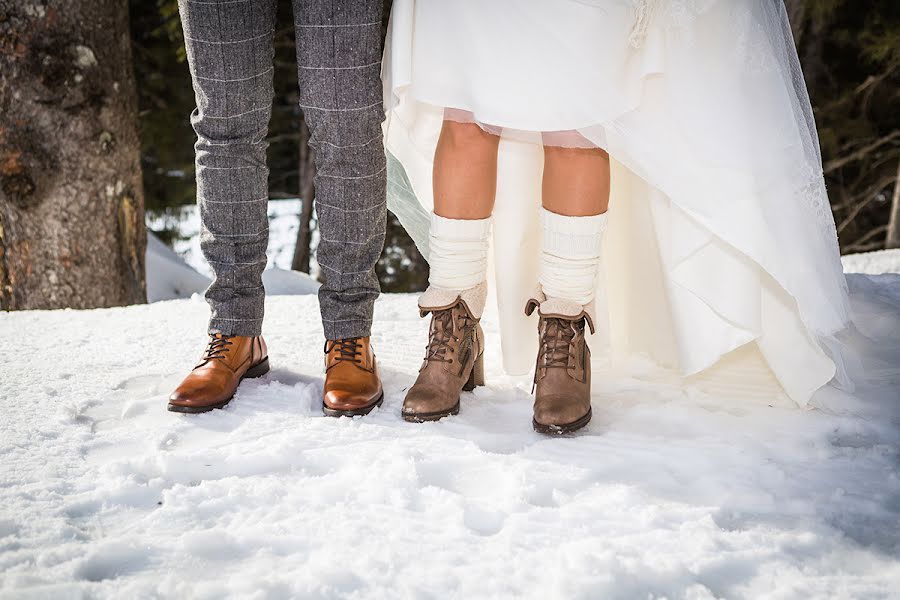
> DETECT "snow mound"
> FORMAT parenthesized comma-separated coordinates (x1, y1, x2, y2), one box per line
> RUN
(262, 267, 321, 296)
(842, 248, 900, 274)
(145, 232, 211, 302)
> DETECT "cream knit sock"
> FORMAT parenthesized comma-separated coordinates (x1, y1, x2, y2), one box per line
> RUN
(420, 212, 492, 318)
(428, 212, 492, 291)
(538, 207, 607, 307)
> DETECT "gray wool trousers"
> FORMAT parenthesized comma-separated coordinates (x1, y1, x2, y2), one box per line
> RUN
(178, 0, 387, 340)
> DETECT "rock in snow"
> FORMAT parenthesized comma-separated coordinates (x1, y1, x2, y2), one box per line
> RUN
(1, 253, 899, 598)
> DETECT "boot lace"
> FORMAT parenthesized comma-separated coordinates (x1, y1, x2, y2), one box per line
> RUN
(537, 318, 581, 370)
(326, 337, 363, 364)
(424, 309, 469, 364)
(204, 334, 234, 361)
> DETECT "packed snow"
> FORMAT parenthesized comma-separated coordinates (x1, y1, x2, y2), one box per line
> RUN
(1, 247, 899, 598)
(842, 248, 900, 276)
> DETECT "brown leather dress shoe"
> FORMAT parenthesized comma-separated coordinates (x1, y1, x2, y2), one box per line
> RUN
(322, 337, 384, 417)
(526, 298, 594, 435)
(168, 334, 269, 413)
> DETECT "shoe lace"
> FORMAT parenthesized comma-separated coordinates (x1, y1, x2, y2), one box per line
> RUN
(537, 317, 581, 370)
(202, 334, 233, 362)
(424, 309, 468, 364)
(326, 337, 363, 364)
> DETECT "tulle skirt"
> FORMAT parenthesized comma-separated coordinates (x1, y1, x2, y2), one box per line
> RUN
(382, 0, 891, 406)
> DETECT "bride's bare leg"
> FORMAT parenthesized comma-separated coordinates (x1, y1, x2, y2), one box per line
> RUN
(542, 145, 610, 216)
(433, 120, 500, 219)
(403, 118, 496, 422)
(531, 141, 610, 435)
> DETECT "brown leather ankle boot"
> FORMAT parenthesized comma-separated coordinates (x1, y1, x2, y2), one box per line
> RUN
(526, 297, 595, 434)
(168, 334, 269, 413)
(402, 296, 485, 422)
(323, 337, 384, 417)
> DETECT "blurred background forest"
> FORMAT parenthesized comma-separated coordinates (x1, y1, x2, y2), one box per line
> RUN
(1, 0, 898, 310)
(133, 0, 900, 281)
(132, 0, 425, 293)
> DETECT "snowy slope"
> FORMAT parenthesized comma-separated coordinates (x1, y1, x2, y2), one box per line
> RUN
(145, 232, 212, 302)
(1, 258, 899, 598)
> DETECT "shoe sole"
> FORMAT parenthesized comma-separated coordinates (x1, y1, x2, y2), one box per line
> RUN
(401, 400, 460, 423)
(532, 408, 592, 435)
(167, 357, 271, 414)
(322, 392, 384, 418)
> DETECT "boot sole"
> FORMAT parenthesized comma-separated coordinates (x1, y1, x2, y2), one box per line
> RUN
(533, 408, 592, 435)
(322, 392, 384, 418)
(167, 357, 271, 414)
(401, 400, 460, 423)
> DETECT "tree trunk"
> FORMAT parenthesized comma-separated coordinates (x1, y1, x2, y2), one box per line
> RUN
(0, 0, 146, 310)
(886, 159, 900, 250)
(291, 118, 316, 274)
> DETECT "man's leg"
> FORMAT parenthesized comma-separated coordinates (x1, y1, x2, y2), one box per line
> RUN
(293, 0, 387, 416)
(180, 0, 276, 334)
(293, 0, 387, 339)
(168, 0, 276, 413)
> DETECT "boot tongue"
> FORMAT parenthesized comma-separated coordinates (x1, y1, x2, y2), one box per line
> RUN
(425, 310, 455, 363)
(540, 317, 580, 369)
(333, 338, 364, 364)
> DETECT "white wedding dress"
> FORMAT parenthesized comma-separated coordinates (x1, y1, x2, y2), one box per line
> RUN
(381, 0, 899, 407)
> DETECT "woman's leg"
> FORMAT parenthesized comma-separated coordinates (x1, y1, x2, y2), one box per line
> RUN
(402, 118, 498, 422)
(423, 117, 499, 300)
(433, 119, 501, 219)
(539, 143, 610, 306)
(542, 144, 610, 217)
(530, 140, 610, 434)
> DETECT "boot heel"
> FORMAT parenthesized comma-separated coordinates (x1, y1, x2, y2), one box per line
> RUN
(463, 352, 485, 392)
(245, 357, 270, 379)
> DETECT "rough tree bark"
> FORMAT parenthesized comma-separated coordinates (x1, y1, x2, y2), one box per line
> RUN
(0, 0, 146, 310)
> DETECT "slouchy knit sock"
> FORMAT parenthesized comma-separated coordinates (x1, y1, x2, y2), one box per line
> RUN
(427, 212, 492, 291)
(538, 208, 607, 307)
(420, 212, 492, 317)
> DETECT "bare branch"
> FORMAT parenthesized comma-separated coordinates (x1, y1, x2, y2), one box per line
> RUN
(824, 131, 900, 175)
(836, 173, 897, 233)
(844, 226, 889, 253)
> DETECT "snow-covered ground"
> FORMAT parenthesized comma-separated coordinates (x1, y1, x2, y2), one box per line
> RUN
(842, 248, 900, 275)
(2, 248, 899, 598)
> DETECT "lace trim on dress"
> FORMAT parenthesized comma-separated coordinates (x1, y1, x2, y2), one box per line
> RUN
(628, 0, 718, 47)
